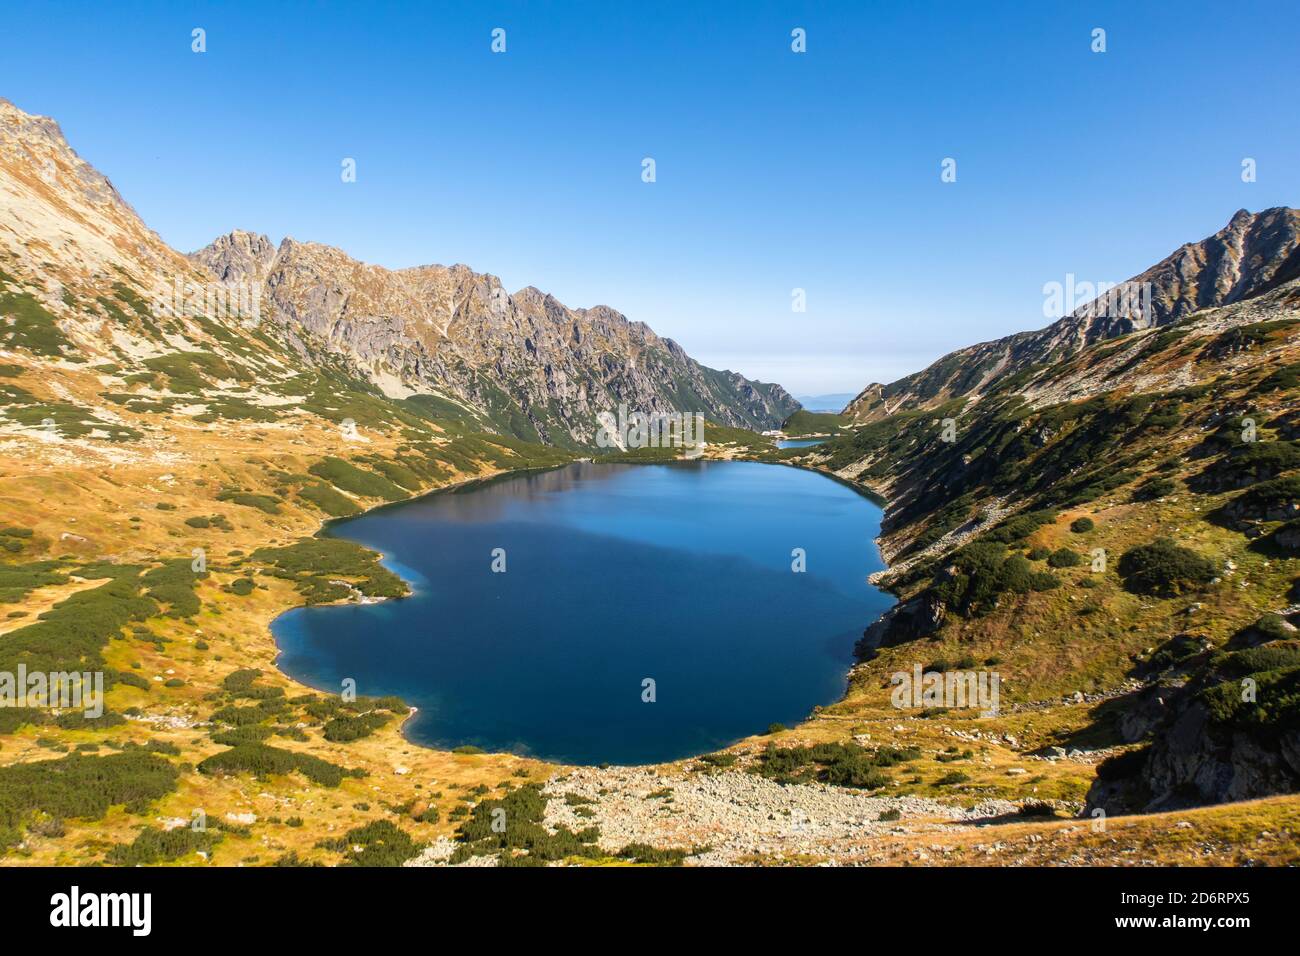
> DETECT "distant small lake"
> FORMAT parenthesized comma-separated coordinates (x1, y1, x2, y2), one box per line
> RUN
(272, 461, 890, 765)
(777, 438, 827, 448)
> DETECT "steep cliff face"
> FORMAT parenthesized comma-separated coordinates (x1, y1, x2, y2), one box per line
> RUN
(190, 231, 799, 446)
(847, 208, 1300, 422)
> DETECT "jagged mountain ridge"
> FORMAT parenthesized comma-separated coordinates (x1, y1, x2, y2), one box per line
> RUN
(0, 95, 795, 449)
(190, 229, 799, 447)
(847, 207, 1300, 422)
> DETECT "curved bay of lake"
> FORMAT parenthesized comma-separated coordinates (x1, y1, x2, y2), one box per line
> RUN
(272, 461, 891, 765)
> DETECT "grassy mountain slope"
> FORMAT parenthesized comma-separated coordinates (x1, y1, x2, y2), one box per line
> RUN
(778, 261, 1300, 822)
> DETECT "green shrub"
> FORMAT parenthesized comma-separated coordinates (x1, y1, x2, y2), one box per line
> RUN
(197, 743, 360, 787)
(1218, 646, 1300, 677)
(1047, 548, 1082, 568)
(322, 712, 391, 743)
(1201, 665, 1300, 737)
(210, 725, 273, 746)
(221, 669, 263, 693)
(615, 843, 691, 865)
(1117, 538, 1216, 597)
(451, 783, 601, 865)
(339, 820, 422, 866)
(308, 458, 406, 501)
(216, 490, 282, 515)
(0, 751, 179, 831)
(1132, 476, 1176, 501)
(1196, 440, 1300, 491)
(0, 568, 154, 678)
(106, 825, 220, 865)
(986, 510, 1057, 544)
(141, 559, 204, 618)
(1224, 476, 1300, 521)
(750, 742, 913, 789)
(1029, 571, 1061, 590)
(251, 538, 405, 604)
(297, 482, 361, 517)
(1070, 517, 1094, 533)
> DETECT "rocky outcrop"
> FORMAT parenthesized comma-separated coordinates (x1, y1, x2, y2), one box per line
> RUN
(190, 231, 799, 445)
(855, 592, 946, 657)
(1086, 647, 1300, 815)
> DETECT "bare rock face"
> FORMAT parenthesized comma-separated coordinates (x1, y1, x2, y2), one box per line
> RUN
(1086, 670, 1300, 816)
(0, 97, 192, 285)
(189, 229, 277, 284)
(189, 231, 799, 444)
(854, 592, 946, 657)
(846, 207, 1300, 422)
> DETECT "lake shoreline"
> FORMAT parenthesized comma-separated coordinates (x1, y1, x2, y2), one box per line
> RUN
(268, 455, 898, 767)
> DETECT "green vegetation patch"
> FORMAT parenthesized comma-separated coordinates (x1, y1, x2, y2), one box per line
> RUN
(327, 820, 422, 866)
(308, 457, 407, 501)
(449, 783, 601, 866)
(198, 743, 362, 787)
(0, 560, 66, 604)
(296, 482, 361, 517)
(782, 409, 847, 435)
(106, 825, 222, 865)
(216, 489, 282, 514)
(141, 558, 205, 618)
(1117, 538, 1216, 597)
(142, 352, 253, 394)
(251, 537, 406, 605)
(0, 751, 179, 846)
(0, 566, 153, 677)
(750, 741, 918, 788)
(322, 711, 393, 743)
(1201, 664, 1300, 739)
(0, 282, 72, 357)
(930, 542, 1060, 617)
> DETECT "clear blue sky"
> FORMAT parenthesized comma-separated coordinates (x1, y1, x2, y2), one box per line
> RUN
(3, 1, 1296, 394)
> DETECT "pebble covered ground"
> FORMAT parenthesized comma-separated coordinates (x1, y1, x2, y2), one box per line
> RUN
(406, 764, 1020, 866)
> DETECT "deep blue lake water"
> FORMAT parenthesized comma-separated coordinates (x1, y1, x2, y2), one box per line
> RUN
(272, 461, 891, 765)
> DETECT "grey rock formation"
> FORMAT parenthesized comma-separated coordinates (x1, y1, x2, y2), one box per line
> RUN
(191, 231, 799, 445)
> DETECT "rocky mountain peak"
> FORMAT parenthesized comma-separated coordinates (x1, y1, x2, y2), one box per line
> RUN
(847, 207, 1300, 421)
(0, 97, 186, 284)
(188, 229, 277, 284)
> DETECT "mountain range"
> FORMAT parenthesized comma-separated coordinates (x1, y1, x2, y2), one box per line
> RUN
(0, 96, 797, 452)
